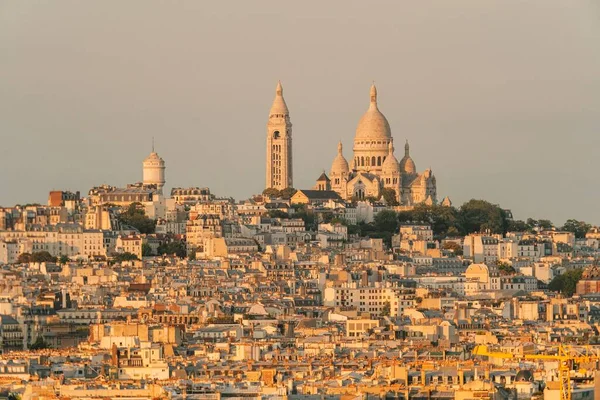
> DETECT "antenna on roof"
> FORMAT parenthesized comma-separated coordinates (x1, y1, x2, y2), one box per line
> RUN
(152, 137, 155, 152)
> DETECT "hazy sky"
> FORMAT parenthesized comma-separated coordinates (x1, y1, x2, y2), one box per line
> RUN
(1, 1, 599, 225)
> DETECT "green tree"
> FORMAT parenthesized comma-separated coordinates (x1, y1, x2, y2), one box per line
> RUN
(294, 206, 315, 229)
(347, 224, 361, 236)
(371, 210, 399, 246)
(268, 210, 290, 219)
(381, 301, 391, 317)
(548, 268, 583, 297)
(561, 219, 591, 239)
(17, 253, 32, 264)
(374, 210, 399, 233)
(262, 188, 281, 198)
(280, 187, 297, 199)
(118, 203, 156, 234)
(142, 243, 153, 257)
(157, 240, 187, 257)
(507, 219, 531, 232)
(31, 251, 57, 263)
(442, 241, 463, 256)
(30, 336, 50, 350)
(59, 255, 70, 264)
(330, 217, 348, 226)
(112, 252, 139, 262)
(497, 261, 516, 275)
(459, 199, 508, 234)
(397, 204, 461, 239)
(527, 218, 554, 230)
(381, 188, 399, 206)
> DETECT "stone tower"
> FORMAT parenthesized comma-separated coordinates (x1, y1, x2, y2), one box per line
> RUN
(142, 140, 165, 194)
(266, 81, 293, 190)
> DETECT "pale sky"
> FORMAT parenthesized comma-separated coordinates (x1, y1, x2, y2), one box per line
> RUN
(1, 1, 599, 225)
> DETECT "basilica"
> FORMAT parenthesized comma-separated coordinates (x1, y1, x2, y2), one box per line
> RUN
(265, 82, 439, 206)
(322, 84, 438, 205)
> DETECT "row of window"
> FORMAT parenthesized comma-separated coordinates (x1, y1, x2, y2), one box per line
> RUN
(355, 155, 386, 167)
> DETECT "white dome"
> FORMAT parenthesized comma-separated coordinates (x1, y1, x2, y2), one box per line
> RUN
(330, 142, 349, 176)
(381, 142, 400, 174)
(399, 140, 416, 174)
(354, 84, 391, 141)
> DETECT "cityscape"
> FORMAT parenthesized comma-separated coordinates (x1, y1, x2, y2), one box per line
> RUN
(2, 2, 600, 400)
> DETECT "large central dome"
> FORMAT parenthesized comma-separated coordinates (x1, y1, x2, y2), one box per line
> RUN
(354, 84, 391, 140)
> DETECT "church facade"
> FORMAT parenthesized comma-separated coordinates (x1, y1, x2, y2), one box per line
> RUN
(324, 84, 437, 206)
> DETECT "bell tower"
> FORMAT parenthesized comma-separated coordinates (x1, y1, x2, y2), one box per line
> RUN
(266, 81, 293, 190)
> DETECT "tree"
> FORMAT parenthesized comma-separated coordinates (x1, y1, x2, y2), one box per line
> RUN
(17, 253, 32, 264)
(374, 210, 399, 233)
(112, 252, 139, 262)
(442, 241, 463, 256)
(262, 188, 281, 198)
(497, 261, 516, 275)
(397, 204, 461, 239)
(527, 218, 554, 230)
(31, 251, 57, 263)
(157, 240, 187, 257)
(59, 255, 70, 264)
(330, 217, 348, 226)
(459, 199, 508, 234)
(507, 219, 531, 232)
(561, 219, 591, 239)
(268, 210, 290, 219)
(118, 202, 156, 234)
(280, 187, 297, 200)
(30, 336, 50, 350)
(142, 243, 153, 257)
(381, 301, 391, 317)
(381, 188, 399, 206)
(372, 210, 399, 247)
(295, 206, 315, 229)
(347, 224, 361, 236)
(548, 268, 583, 297)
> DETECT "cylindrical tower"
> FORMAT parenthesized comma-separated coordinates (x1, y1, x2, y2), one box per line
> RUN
(143, 149, 165, 194)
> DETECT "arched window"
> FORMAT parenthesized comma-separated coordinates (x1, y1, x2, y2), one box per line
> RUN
(360, 156, 364, 166)
(377, 156, 381, 166)
(371, 156, 376, 166)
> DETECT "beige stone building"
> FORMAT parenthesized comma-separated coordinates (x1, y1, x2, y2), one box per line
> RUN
(325, 84, 437, 205)
(116, 235, 144, 259)
(266, 81, 293, 190)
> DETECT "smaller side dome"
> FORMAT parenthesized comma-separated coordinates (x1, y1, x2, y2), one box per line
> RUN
(330, 141, 349, 176)
(381, 141, 400, 174)
(399, 140, 416, 175)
